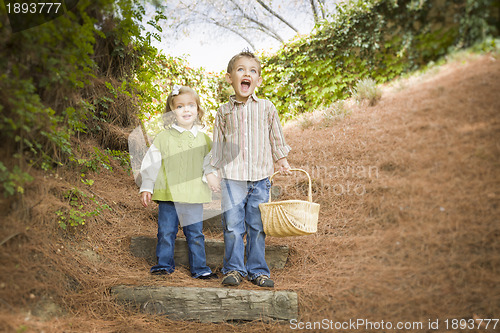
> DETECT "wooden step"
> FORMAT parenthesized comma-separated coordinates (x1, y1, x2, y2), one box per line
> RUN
(201, 209, 222, 232)
(130, 236, 289, 270)
(148, 209, 223, 232)
(111, 285, 298, 322)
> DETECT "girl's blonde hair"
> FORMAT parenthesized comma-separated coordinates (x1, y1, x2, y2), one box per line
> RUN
(163, 86, 205, 128)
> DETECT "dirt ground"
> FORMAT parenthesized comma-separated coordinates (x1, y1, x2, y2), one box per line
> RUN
(0, 52, 499, 332)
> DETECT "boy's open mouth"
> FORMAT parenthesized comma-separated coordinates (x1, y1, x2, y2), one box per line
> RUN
(241, 79, 251, 92)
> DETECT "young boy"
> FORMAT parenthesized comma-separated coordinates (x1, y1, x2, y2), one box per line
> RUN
(210, 51, 291, 287)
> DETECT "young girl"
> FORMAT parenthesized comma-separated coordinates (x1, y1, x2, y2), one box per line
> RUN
(139, 85, 219, 279)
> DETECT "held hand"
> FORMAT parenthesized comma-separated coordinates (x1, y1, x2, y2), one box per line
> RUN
(206, 173, 221, 193)
(140, 191, 152, 207)
(276, 158, 292, 175)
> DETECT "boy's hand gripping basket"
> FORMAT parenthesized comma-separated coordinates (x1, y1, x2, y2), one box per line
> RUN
(259, 169, 320, 237)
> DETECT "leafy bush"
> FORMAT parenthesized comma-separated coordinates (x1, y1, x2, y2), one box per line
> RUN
(56, 187, 111, 229)
(0, 162, 34, 197)
(0, 0, 224, 233)
(260, 0, 498, 118)
(1, 0, 120, 193)
(0, 0, 177, 197)
(352, 78, 382, 106)
(323, 101, 351, 126)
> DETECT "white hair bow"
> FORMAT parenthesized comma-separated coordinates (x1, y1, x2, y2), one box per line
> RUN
(172, 85, 182, 96)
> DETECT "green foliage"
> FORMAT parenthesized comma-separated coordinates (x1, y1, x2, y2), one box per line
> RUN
(0, 0, 163, 198)
(1, 0, 495, 207)
(106, 148, 132, 174)
(0, 75, 72, 170)
(0, 162, 34, 197)
(260, 0, 497, 117)
(70, 147, 131, 175)
(135, 54, 225, 131)
(0, 0, 223, 238)
(90, 147, 112, 171)
(56, 187, 111, 229)
(16, 325, 28, 333)
(352, 78, 382, 106)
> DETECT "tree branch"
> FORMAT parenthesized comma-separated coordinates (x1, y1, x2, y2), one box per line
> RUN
(316, 0, 327, 19)
(255, 0, 299, 34)
(211, 20, 256, 50)
(309, 0, 319, 24)
(179, 3, 258, 48)
(229, 0, 284, 43)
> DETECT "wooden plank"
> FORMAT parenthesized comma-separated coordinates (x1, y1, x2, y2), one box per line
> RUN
(148, 209, 223, 232)
(201, 209, 223, 232)
(130, 236, 289, 270)
(111, 285, 298, 322)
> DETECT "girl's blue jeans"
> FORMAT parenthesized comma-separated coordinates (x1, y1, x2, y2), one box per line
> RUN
(220, 178, 271, 280)
(151, 201, 212, 278)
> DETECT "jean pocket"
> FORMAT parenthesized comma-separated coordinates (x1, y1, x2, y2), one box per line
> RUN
(264, 177, 271, 190)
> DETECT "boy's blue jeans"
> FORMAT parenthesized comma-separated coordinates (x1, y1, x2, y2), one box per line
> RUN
(151, 201, 212, 278)
(221, 178, 271, 280)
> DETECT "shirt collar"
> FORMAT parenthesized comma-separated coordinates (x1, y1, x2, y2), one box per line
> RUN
(172, 124, 199, 136)
(229, 93, 260, 107)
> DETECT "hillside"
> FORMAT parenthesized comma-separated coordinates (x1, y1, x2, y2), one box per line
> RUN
(0, 52, 499, 332)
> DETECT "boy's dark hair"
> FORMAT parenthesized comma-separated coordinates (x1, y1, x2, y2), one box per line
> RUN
(227, 50, 262, 75)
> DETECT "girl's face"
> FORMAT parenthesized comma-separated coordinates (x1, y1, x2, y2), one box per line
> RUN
(172, 93, 198, 130)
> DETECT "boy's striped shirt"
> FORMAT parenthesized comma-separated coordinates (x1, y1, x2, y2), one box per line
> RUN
(211, 94, 291, 181)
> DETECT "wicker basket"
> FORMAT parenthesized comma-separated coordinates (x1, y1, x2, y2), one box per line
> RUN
(259, 169, 320, 237)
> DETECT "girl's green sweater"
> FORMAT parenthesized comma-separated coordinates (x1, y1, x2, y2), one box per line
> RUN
(151, 129, 212, 203)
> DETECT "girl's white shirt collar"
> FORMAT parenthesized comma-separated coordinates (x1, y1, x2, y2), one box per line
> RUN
(172, 124, 199, 136)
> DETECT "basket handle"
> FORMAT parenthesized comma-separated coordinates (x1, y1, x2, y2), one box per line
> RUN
(268, 168, 313, 203)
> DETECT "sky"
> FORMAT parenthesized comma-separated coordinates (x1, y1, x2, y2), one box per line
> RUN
(150, 28, 295, 73)
(146, 2, 316, 73)
(151, 34, 257, 73)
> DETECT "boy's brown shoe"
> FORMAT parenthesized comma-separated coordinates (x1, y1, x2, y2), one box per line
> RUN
(251, 275, 274, 288)
(222, 271, 242, 286)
